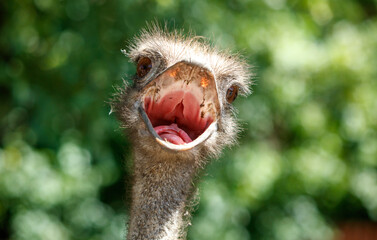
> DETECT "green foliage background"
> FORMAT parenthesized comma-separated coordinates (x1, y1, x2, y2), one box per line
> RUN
(1, 0, 377, 239)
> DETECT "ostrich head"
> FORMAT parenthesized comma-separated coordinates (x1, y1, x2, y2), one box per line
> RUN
(114, 27, 251, 164)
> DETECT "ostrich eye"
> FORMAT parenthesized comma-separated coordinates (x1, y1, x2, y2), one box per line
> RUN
(226, 85, 239, 103)
(137, 57, 152, 78)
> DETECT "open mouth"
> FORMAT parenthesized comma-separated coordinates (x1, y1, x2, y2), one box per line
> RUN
(144, 91, 213, 145)
(138, 62, 220, 151)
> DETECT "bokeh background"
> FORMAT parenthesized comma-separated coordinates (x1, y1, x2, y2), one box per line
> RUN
(1, 0, 377, 239)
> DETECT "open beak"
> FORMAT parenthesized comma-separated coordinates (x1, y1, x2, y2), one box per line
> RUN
(136, 62, 220, 151)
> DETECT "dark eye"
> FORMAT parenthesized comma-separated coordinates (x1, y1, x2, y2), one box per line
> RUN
(226, 85, 239, 103)
(137, 57, 152, 78)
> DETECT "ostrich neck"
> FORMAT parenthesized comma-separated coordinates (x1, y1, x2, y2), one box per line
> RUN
(127, 150, 198, 240)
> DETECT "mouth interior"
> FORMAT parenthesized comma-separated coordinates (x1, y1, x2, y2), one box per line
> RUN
(144, 91, 213, 145)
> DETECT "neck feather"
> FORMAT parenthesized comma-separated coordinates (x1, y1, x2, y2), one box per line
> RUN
(127, 150, 198, 240)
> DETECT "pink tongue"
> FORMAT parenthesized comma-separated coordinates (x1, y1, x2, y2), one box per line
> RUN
(154, 123, 193, 145)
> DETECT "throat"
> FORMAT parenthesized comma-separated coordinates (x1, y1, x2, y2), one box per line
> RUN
(127, 151, 198, 240)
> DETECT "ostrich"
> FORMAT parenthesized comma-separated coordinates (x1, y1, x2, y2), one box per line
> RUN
(113, 26, 251, 240)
